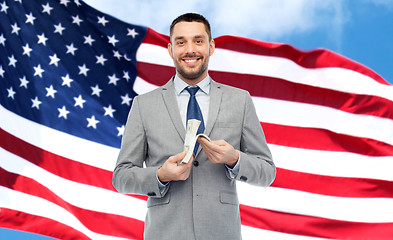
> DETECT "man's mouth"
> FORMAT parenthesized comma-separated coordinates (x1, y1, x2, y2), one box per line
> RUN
(182, 55, 201, 64)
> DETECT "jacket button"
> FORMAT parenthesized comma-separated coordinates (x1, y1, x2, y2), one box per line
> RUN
(193, 161, 199, 167)
(240, 176, 248, 182)
(147, 192, 156, 196)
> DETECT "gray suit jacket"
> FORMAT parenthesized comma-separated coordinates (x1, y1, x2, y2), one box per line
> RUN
(113, 79, 276, 240)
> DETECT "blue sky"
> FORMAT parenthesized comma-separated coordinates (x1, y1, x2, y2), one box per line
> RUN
(1, 0, 392, 239)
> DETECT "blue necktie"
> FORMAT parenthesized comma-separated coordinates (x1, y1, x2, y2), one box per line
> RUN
(186, 86, 205, 156)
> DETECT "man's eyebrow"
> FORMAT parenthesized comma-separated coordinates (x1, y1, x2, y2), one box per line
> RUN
(173, 35, 206, 41)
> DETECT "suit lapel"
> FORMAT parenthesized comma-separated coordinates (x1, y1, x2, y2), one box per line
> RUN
(161, 79, 186, 142)
(204, 80, 222, 138)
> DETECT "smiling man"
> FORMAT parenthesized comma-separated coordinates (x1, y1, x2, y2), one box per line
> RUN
(113, 13, 276, 240)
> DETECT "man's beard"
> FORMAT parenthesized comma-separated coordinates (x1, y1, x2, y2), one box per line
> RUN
(176, 54, 209, 81)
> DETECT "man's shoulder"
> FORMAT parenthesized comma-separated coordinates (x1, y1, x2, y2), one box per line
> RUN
(212, 80, 249, 95)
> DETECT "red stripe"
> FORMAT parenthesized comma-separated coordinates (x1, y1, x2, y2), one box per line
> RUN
(273, 168, 393, 198)
(0, 208, 90, 240)
(0, 127, 147, 201)
(240, 205, 393, 239)
(214, 35, 389, 85)
(262, 122, 393, 157)
(0, 167, 144, 239)
(137, 62, 393, 120)
(142, 29, 389, 85)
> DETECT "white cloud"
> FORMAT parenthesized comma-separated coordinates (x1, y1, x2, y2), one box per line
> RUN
(83, 0, 347, 42)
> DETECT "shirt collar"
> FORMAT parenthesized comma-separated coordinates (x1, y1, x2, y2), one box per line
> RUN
(174, 74, 211, 96)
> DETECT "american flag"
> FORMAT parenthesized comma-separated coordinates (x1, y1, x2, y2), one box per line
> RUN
(1, 0, 393, 239)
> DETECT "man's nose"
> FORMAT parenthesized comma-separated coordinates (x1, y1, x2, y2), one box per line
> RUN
(186, 42, 196, 54)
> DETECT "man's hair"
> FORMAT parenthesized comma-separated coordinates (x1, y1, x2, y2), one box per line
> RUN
(170, 13, 212, 41)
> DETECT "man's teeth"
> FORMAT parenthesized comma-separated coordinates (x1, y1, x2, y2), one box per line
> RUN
(184, 59, 197, 63)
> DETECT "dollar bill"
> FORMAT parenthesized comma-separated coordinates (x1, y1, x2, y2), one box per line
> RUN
(181, 119, 211, 164)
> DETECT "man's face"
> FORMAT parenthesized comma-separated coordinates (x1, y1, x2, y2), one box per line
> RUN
(168, 21, 215, 84)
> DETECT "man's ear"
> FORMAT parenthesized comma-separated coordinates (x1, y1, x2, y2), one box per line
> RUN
(209, 39, 215, 56)
(168, 42, 173, 59)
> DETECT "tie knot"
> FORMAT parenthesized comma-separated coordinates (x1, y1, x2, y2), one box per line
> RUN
(186, 86, 200, 96)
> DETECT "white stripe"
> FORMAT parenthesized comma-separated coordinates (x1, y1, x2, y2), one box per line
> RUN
(132, 77, 393, 145)
(137, 43, 393, 101)
(0, 186, 136, 240)
(133, 76, 159, 95)
(270, 144, 393, 181)
(0, 104, 119, 172)
(0, 148, 147, 222)
(237, 182, 393, 223)
(253, 96, 393, 145)
(241, 226, 329, 240)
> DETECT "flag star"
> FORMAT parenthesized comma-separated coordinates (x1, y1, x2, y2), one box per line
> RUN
(108, 74, 119, 85)
(91, 84, 102, 97)
(117, 125, 125, 136)
(121, 93, 132, 106)
(7, 87, 16, 99)
(22, 43, 33, 56)
(127, 28, 139, 38)
(58, 106, 70, 119)
(78, 64, 90, 76)
(97, 16, 109, 26)
(66, 43, 78, 55)
(33, 64, 45, 78)
(14, 0, 22, 3)
(72, 15, 83, 25)
(83, 35, 95, 46)
(45, 85, 57, 98)
(19, 76, 29, 88)
(103, 105, 116, 118)
(123, 71, 130, 81)
(11, 23, 21, 35)
(74, 0, 82, 6)
(113, 50, 122, 60)
(60, 0, 70, 6)
(37, 33, 48, 45)
(42, 3, 53, 14)
(74, 95, 86, 108)
(0, 2, 9, 13)
(107, 35, 118, 46)
(31, 97, 42, 109)
(87, 115, 100, 129)
(0, 65, 4, 78)
(25, 12, 36, 25)
(96, 54, 107, 65)
(8, 55, 17, 67)
(61, 74, 73, 87)
(0, 34, 6, 46)
(49, 53, 61, 66)
(54, 23, 65, 35)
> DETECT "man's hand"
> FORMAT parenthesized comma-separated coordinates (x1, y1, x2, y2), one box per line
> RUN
(198, 137, 239, 168)
(157, 151, 193, 182)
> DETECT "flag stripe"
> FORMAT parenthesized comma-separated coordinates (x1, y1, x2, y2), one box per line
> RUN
(0, 208, 90, 240)
(0, 187, 135, 240)
(0, 168, 144, 239)
(272, 168, 393, 198)
(262, 122, 393, 157)
(239, 205, 393, 239)
(213, 35, 390, 85)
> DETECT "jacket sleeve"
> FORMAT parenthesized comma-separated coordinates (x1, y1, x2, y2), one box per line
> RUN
(234, 92, 276, 187)
(112, 96, 166, 198)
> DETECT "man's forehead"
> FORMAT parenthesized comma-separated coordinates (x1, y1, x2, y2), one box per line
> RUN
(172, 21, 208, 38)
